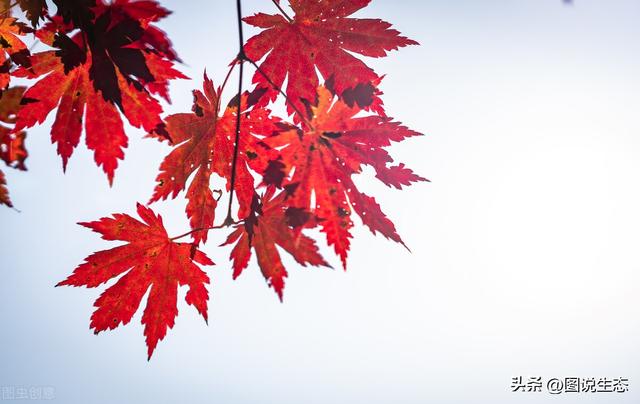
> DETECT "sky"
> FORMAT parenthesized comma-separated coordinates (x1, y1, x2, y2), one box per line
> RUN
(2, 0, 640, 403)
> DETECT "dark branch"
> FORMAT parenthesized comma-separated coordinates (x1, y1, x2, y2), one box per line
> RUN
(271, 0, 293, 22)
(218, 61, 238, 114)
(224, 0, 246, 226)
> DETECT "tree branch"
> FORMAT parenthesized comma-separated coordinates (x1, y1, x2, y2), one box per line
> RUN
(218, 61, 238, 114)
(271, 0, 293, 22)
(224, 0, 246, 226)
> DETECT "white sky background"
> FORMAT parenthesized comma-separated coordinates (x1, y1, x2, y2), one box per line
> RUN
(2, 0, 640, 402)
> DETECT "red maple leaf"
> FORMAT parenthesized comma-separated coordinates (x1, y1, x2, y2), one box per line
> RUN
(150, 73, 281, 244)
(0, 169, 10, 206)
(46, 0, 427, 360)
(243, 0, 417, 118)
(109, 0, 179, 62)
(57, 203, 214, 359)
(0, 86, 27, 207)
(262, 85, 426, 267)
(0, 17, 32, 89)
(0, 128, 27, 170)
(13, 0, 185, 183)
(223, 188, 329, 300)
(0, 86, 27, 169)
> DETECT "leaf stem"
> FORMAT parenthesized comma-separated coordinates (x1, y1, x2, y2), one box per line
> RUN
(218, 61, 238, 114)
(170, 221, 240, 242)
(224, 0, 246, 226)
(271, 0, 293, 22)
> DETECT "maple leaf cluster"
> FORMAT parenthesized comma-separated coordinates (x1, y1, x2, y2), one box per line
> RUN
(2, 0, 426, 358)
(0, 0, 183, 207)
(0, 1, 33, 207)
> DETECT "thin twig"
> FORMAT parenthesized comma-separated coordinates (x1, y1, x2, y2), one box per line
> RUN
(271, 0, 293, 22)
(170, 221, 240, 242)
(218, 61, 238, 114)
(224, 0, 246, 225)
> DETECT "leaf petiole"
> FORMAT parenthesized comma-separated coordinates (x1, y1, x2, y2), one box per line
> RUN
(170, 221, 242, 242)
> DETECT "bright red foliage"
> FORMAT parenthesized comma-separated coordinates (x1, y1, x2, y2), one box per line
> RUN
(150, 73, 280, 244)
(224, 188, 329, 300)
(0, 170, 9, 206)
(243, 0, 417, 118)
(0, 87, 27, 169)
(262, 86, 425, 267)
(0, 86, 27, 207)
(57, 203, 214, 359)
(3, 0, 424, 359)
(0, 125, 27, 170)
(0, 17, 32, 89)
(13, 0, 185, 183)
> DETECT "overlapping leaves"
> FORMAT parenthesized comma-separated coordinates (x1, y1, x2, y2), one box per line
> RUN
(12, 0, 425, 359)
(149, 72, 280, 245)
(0, 86, 27, 207)
(261, 85, 426, 268)
(224, 188, 329, 300)
(13, 0, 185, 183)
(243, 0, 417, 119)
